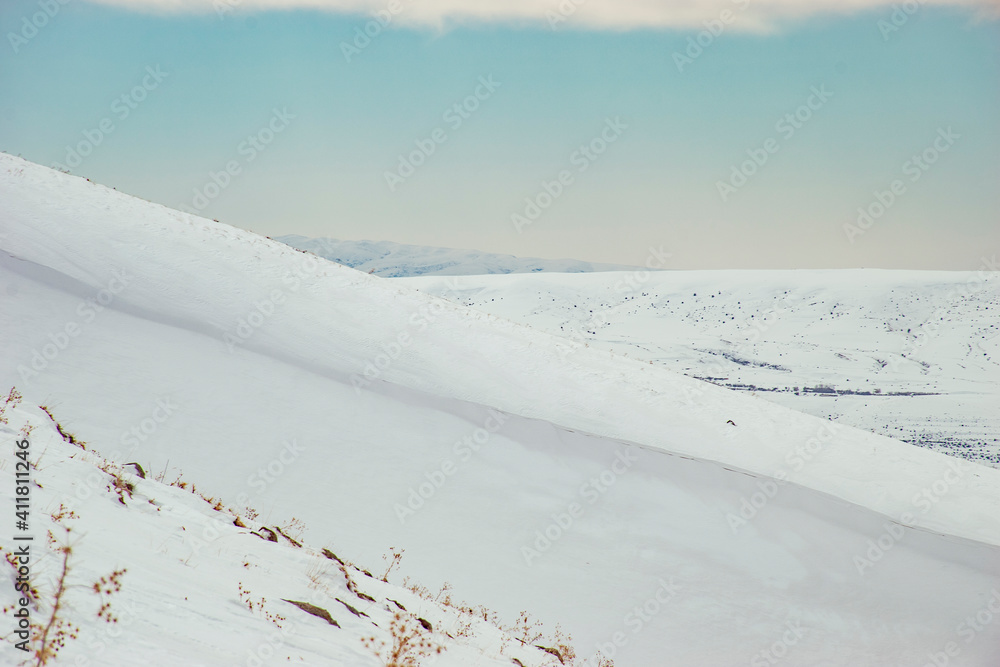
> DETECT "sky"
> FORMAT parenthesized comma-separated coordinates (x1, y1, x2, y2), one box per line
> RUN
(1, 0, 998, 269)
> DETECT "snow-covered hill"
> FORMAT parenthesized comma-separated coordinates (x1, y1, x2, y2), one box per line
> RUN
(2, 153, 1000, 665)
(403, 269, 1000, 467)
(274, 234, 643, 277)
(0, 399, 565, 667)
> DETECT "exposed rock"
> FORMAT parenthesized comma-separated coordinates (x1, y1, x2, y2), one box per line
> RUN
(123, 462, 146, 478)
(535, 645, 565, 664)
(335, 598, 368, 618)
(275, 526, 302, 548)
(283, 600, 340, 627)
(254, 527, 278, 542)
(321, 548, 346, 565)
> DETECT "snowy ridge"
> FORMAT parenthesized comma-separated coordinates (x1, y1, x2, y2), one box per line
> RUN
(274, 234, 644, 277)
(2, 153, 1000, 665)
(1, 153, 998, 547)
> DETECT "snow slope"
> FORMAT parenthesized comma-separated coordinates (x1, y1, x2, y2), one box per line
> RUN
(402, 269, 1000, 467)
(0, 401, 559, 667)
(274, 234, 643, 277)
(2, 153, 1000, 665)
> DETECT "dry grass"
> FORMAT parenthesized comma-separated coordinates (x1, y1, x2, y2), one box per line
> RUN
(237, 582, 286, 629)
(363, 611, 443, 667)
(31, 539, 76, 666)
(13, 522, 127, 666)
(379, 547, 404, 583)
(37, 405, 86, 449)
(0, 386, 22, 424)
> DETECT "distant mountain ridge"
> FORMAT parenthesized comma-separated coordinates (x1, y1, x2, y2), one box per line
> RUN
(274, 234, 645, 277)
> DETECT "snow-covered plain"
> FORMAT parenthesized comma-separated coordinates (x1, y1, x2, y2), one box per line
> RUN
(2, 153, 1000, 666)
(275, 235, 643, 277)
(403, 269, 1000, 468)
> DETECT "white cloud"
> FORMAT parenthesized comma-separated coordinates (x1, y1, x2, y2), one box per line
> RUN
(82, 0, 996, 31)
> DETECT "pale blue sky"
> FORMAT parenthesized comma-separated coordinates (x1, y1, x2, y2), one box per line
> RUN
(1, 1, 997, 268)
